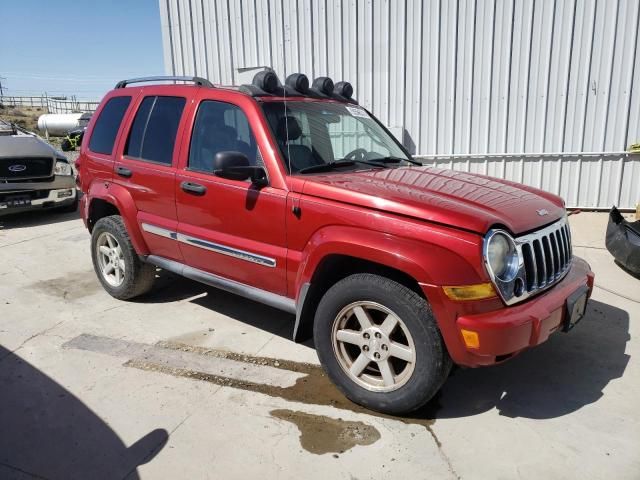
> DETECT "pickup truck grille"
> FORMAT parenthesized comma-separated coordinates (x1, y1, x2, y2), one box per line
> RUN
(518, 218, 573, 294)
(0, 157, 54, 181)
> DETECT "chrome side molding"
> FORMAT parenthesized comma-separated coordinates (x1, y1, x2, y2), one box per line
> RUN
(141, 223, 177, 240)
(141, 222, 276, 268)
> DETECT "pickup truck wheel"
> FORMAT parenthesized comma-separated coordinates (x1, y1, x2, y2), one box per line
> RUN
(56, 194, 79, 213)
(91, 215, 155, 300)
(314, 273, 451, 415)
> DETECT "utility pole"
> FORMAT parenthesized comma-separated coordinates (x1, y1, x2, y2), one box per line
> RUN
(0, 76, 5, 97)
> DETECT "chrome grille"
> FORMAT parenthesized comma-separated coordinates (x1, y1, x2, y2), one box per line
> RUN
(517, 217, 572, 295)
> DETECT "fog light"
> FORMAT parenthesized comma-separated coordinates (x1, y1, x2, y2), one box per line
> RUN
(442, 283, 496, 301)
(57, 189, 73, 198)
(461, 329, 480, 349)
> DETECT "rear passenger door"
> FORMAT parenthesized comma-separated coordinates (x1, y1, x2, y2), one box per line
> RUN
(113, 93, 187, 262)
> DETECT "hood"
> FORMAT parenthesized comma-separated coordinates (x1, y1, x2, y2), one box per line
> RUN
(0, 133, 65, 161)
(299, 166, 565, 235)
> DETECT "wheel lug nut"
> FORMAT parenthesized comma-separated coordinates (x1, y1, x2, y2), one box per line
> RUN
(363, 332, 370, 339)
(374, 352, 380, 359)
(374, 332, 381, 338)
(363, 345, 369, 352)
(382, 344, 388, 351)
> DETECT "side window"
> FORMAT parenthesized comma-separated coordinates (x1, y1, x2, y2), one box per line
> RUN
(89, 96, 131, 155)
(188, 101, 260, 173)
(125, 96, 186, 165)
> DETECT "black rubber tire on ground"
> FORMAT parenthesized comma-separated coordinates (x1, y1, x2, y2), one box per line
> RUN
(314, 273, 452, 415)
(56, 194, 79, 213)
(91, 215, 156, 300)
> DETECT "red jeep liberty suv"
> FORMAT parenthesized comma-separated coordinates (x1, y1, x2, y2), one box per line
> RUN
(77, 73, 594, 415)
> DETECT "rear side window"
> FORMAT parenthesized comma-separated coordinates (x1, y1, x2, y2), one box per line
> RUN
(125, 96, 186, 165)
(89, 96, 131, 155)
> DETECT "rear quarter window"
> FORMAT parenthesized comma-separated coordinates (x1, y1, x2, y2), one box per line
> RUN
(125, 96, 186, 165)
(88, 96, 131, 155)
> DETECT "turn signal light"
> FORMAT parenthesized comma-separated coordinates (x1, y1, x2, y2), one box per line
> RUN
(460, 329, 480, 349)
(442, 283, 496, 301)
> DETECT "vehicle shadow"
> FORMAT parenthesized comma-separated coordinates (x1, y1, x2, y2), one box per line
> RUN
(614, 260, 640, 280)
(432, 299, 630, 420)
(0, 208, 80, 230)
(0, 345, 168, 479)
(138, 271, 298, 340)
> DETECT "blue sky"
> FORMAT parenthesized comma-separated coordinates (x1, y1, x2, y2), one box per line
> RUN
(0, 0, 164, 100)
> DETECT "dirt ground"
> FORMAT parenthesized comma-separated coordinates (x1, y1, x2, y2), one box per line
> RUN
(0, 105, 43, 133)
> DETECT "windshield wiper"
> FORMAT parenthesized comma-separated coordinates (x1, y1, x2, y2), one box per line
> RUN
(369, 156, 422, 166)
(297, 159, 386, 174)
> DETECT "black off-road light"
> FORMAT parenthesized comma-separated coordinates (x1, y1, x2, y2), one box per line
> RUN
(253, 70, 279, 93)
(312, 76, 334, 96)
(285, 73, 309, 94)
(333, 81, 353, 99)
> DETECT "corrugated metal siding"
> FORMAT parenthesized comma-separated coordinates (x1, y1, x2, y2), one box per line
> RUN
(159, 0, 640, 209)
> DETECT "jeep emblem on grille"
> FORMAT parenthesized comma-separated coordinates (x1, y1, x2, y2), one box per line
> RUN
(8, 164, 27, 172)
(536, 209, 549, 216)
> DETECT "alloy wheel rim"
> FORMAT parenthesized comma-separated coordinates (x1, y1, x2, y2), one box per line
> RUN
(331, 301, 416, 392)
(96, 232, 125, 287)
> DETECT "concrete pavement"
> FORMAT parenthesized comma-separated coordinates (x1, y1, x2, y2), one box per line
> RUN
(0, 210, 638, 479)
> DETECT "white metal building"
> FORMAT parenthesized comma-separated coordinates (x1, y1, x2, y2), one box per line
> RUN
(159, 0, 640, 209)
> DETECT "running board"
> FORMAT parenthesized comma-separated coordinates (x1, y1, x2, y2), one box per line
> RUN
(145, 255, 296, 314)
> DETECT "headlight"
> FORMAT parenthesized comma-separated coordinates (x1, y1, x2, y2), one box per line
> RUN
(485, 231, 519, 282)
(55, 161, 73, 176)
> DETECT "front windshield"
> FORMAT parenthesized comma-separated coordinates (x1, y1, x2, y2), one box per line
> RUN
(261, 101, 411, 173)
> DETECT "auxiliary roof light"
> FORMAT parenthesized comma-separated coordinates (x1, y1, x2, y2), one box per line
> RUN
(252, 70, 279, 93)
(311, 76, 334, 96)
(285, 73, 309, 94)
(333, 81, 353, 99)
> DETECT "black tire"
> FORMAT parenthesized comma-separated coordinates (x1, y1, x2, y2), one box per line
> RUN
(91, 215, 155, 300)
(314, 273, 452, 415)
(56, 194, 79, 213)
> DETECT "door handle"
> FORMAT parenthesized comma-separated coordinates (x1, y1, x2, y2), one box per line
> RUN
(116, 166, 132, 178)
(180, 181, 207, 196)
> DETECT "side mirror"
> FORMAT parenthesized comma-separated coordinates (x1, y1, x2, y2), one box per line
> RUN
(213, 151, 268, 186)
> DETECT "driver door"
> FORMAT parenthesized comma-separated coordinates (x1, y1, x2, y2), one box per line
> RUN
(175, 97, 288, 295)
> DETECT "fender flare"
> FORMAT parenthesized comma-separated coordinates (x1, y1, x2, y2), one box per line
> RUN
(292, 225, 481, 341)
(296, 226, 435, 290)
(87, 181, 149, 255)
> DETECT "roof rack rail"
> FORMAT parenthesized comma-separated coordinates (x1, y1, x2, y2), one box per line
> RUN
(114, 76, 214, 89)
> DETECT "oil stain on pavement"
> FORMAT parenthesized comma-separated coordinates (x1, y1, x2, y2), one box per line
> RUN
(270, 409, 381, 455)
(29, 270, 101, 300)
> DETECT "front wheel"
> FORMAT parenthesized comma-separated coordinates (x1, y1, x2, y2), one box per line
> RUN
(314, 273, 451, 415)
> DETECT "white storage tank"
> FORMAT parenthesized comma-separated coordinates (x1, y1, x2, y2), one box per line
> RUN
(37, 113, 89, 136)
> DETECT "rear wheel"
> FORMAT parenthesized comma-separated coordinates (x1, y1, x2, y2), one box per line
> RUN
(91, 215, 155, 299)
(314, 273, 451, 415)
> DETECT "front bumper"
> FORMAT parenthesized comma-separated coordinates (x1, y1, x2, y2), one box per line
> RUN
(423, 256, 595, 367)
(0, 176, 76, 215)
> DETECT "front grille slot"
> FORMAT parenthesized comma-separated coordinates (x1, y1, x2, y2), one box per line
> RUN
(521, 243, 536, 290)
(517, 218, 573, 296)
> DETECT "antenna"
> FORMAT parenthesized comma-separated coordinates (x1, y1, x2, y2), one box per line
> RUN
(283, 78, 292, 176)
